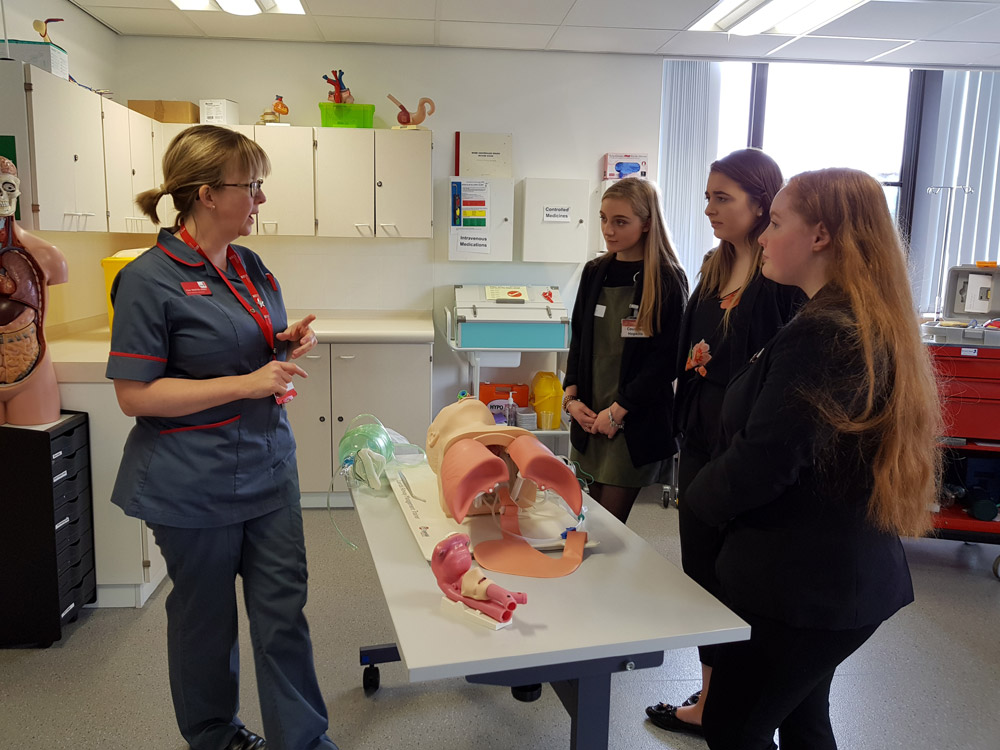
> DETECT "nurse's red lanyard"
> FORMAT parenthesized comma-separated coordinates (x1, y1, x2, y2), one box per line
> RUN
(178, 226, 275, 357)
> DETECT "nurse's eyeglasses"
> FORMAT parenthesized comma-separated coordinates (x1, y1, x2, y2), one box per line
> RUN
(221, 179, 264, 197)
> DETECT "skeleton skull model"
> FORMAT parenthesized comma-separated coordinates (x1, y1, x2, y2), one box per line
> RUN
(0, 171, 20, 218)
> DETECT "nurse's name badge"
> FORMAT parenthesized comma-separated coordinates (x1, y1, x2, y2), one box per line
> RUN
(181, 281, 212, 296)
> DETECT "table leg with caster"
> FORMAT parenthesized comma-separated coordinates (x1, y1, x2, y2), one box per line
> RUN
(359, 642, 400, 695)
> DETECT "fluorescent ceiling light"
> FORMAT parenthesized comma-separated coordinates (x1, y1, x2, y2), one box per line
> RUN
(691, 0, 868, 36)
(170, 0, 303, 13)
(169, 0, 215, 10)
(216, 0, 261, 14)
(273, 0, 304, 13)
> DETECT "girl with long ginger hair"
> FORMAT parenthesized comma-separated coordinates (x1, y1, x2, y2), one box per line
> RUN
(673, 168, 940, 750)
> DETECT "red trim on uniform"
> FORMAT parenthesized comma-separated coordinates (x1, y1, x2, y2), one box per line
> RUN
(159, 415, 241, 435)
(110, 351, 169, 363)
(157, 242, 205, 267)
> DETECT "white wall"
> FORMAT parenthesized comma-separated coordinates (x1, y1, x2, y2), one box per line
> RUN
(114, 37, 665, 412)
(2, 0, 120, 90)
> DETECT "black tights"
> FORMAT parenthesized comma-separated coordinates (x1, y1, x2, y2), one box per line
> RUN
(588, 482, 641, 524)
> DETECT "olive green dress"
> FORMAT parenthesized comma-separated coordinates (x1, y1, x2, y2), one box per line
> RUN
(570, 285, 662, 487)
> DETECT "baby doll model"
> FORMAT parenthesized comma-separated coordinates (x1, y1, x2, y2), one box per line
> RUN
(431, 533, 527, 625)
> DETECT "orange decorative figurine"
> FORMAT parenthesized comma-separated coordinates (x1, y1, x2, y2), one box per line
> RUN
(272, 94, 289, 121)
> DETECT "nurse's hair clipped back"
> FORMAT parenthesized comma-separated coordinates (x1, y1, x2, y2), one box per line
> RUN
(135, 124, 271, 227)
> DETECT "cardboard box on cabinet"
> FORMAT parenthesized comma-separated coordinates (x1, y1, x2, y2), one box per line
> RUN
(127, 100, 200, 123)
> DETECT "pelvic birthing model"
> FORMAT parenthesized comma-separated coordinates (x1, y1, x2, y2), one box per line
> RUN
(426, 399, 587, 578)
(431, 533, 527, 626)
(0, 157, 68, 426)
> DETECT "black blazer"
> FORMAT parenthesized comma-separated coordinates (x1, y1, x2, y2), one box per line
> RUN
(686, 291, 914, 630)
(674, 269, 806, 435)
(563, 253, 687, 467)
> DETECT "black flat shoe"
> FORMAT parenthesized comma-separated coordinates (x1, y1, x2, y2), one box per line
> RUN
(646, 689, 702, 719)
(226, 728, 267, 750)
(646, 704, 704, 737)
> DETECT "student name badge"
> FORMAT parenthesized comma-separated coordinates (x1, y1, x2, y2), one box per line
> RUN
(181, 281, 211, 296)
(621, 318, 648, 338)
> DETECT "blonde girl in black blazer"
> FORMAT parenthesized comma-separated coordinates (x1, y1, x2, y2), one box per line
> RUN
(563, 178, 687, 523)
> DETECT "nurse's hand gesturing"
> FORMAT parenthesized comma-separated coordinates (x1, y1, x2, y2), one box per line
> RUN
(278, 314, 319, 359)
(246, 360, 308, 399)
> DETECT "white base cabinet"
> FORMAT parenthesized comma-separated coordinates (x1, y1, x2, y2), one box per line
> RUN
(286, 342, 433, 494)
(56, 382, 167, 608)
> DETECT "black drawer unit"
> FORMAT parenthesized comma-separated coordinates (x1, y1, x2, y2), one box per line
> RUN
(0, 411, 96, 647)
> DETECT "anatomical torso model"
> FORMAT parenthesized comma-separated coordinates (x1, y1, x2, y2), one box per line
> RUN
(0, 156, 68, 425)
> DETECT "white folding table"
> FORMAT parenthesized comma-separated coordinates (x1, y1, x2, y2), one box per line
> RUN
(350, 474, 749, 750)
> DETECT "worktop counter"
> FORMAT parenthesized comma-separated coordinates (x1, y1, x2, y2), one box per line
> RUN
(48, 311, 434, 383)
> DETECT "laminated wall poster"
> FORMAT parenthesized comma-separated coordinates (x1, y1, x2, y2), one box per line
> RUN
(455, 132, 512, 178)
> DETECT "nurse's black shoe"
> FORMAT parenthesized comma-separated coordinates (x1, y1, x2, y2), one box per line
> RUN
(645, 704, 704, 737)
(225, 728, 267, 750)
(683, 689, 702, 706)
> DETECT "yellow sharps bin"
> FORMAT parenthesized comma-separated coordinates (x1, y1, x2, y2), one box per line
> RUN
(101, 249, 147, 329)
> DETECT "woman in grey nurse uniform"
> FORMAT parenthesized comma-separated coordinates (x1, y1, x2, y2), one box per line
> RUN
(106, 125, 337, 750)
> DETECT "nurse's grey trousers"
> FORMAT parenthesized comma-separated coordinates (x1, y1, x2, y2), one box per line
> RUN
(150, 505, 337, 750)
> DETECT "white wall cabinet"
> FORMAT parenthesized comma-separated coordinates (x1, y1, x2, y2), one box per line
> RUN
(315, 128, 432, 239)
(315, 128, 375, 237)
(375, 129, 432, 238)
(104, 99, 157, 233)
(253, 125, 315, 236)
(285, 342, 433, 494)
(24, 65, 107, 232)
(518, 177, 591, 263)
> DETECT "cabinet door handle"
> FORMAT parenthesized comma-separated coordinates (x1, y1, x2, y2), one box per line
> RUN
(354, 223, 374, 236)
(337, 354, 356, 360)
(305, 354, 322, 360)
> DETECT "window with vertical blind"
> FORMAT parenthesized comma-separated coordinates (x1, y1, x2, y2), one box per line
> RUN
(661, 60, 914, 284)
(909, 70, 1000, 313)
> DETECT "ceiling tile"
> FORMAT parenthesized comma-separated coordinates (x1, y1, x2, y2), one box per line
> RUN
(438, 0, 576, 25)
(563, 0, 712, 30)
(926, 6, 1000, 41)
(548, 26, 677, 54)
(81, 7, 205, 36)
(438, 22, 557, 50)
(185, 11, 324, 41)
(814, 0, 995, 40)
(875, 38, 1000, 65)
(303, 0, 436, 20)
(312, 16, 435, 45)
(657, 30, 794, 57)
(766, 35, 908, 62)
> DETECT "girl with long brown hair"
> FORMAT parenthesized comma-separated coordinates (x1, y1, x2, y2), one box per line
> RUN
(661, 168, 940, 750)
(563, 177, 688, 523)
(648, 148, 805, 735)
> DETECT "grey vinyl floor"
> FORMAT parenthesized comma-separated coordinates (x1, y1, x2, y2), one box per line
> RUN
(2, 486, 1000, 750)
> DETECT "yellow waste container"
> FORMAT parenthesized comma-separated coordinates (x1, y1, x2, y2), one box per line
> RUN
(101, 250, 146, 329)
(530, 371, 564, 430)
